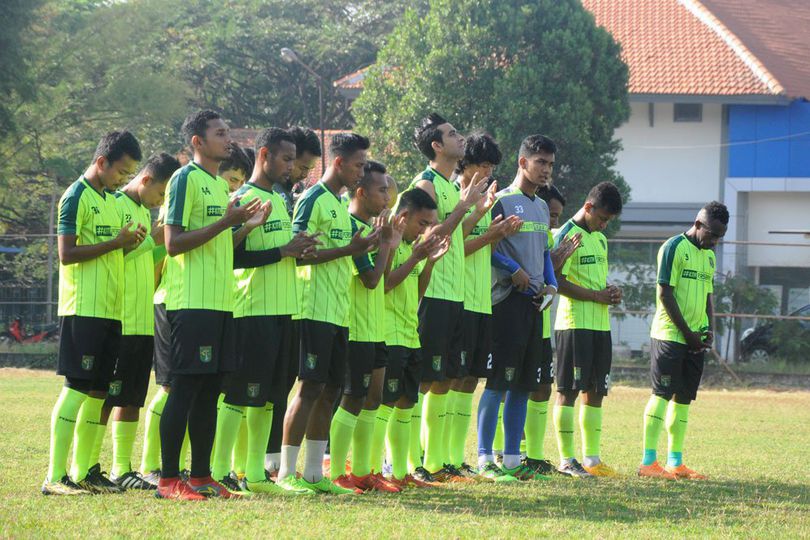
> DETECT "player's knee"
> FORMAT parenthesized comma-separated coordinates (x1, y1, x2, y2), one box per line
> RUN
(530, 384, 552, 402)
(556, 390, 578, 407)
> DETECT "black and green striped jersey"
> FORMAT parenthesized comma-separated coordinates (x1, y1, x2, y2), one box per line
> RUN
(292, 182, 353, 326)
(233, 183, 298, 318)
(162, 162, 234, 312)
(57, 177, 123, 320)
(348, 214, 385, 342)
(554, 219, 610, 331)
(115, 192, 155, 335)
(384, 240, 425, 349)
(651, 234, 715, 344)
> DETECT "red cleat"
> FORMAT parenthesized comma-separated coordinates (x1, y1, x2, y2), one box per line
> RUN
(351, 473, 401, 493)
(155, 477, 207, 501)
(187, 476, 241, 498)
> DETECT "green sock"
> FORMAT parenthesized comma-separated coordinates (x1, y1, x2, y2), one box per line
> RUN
(70, 396, 104, 481)
(387, 406, 412, 480)
(111, 420, 138, 477)
(245, 404, 272, 483)
(448, 391, 474, 466)
(580, 404, 603, 459)
(642, 395, 668, 465)
(329, 407, 358, 480)
(525, 399, 549, 460)
(47, 387, 87, 482)
(351, 408, 377, 477)
(140, 387, 168, 473)
(493, 402, 504, 453)
(232, 415, 248, 476)
(553, 404, 575, 461)
(666, 401, 690, 467)
(422, 392, 449, 473)
(371, 405, 393, 473)
(211, 401, 245, 479)
(442, 390, 457, 466)
(407, 395, 423, 472)
(180, 427, 190, 470)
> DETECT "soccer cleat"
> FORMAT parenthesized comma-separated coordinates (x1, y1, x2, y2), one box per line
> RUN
(218, 474, 249, 495)
(332, 475, 364, 494)
(637, 462, 677, 480)
(432, 465, 475, 483)
(501, 463, 538, 481)
(82, 464, 125, 494)
(188, 476, 242, 498)
(276, 475, 318, 494)
(301, 476, 358, 495)
(111, 470, 157, 490)
(141, 470, 161, 487)
(155, 477, 207, 501)
(351, 472, 401, 493)
(412, 466, 437, 484)
(557, 459, 594, 479)
(242, 478, 313, 496)
(666, 464, 708, 480)
(523, 458, 555, 477)
(457, 463, 481, 480)
(478, 462, 519, 483)
(583, 462, 620, 478)
(41, 475, 90, 496)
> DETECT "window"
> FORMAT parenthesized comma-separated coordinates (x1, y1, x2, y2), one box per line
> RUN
(674, 103, 702, 122)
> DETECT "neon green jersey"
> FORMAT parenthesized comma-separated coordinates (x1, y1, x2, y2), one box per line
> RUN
(462, 206, 493, 314)
(57, 177, 123, 320)
(348, 214, 385, 342)
(651, 234, 715, 344)
(115, 192, 155, 335)
(407, 167, 464, 302)
(293, 182, 353, 326)
(385, 240, 425, 349)
(162, 162, 233, 312)
(233, 183, 298, 318)
(554, 219, 610, 331)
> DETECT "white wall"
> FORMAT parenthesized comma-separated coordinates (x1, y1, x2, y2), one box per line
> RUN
(614, 102, 723, 203)
(747, 192, 810, 267)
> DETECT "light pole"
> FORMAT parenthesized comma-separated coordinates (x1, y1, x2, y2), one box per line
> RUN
(281, 47, 326, 175)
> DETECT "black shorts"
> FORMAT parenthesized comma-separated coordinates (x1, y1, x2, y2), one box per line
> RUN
(298, 319, 348, 386)
(167, 309, 236, 376)
(541, 337, 554, 382)
(153, 304, 172, 386)
(555, 329, 613, 396)
(105, 335, 153, 407)
(650, 338, 704, 402)
(418, 297, 464, 382)
(58, 316, 121, 391)
(345, 341, 387, 398)
(462, 310, 493, 378)
(382, 346, 421, 405)
(225, 315, 294, 407)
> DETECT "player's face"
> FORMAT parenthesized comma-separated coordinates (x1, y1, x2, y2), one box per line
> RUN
(197, 118, 231, 161)
(403, 208, 438, 243)
(337, 149, 368, 190)
(547, 198, 564, 229)
(99, 154, 139, 191)
(361, 172, 391, 216)
(221, 168, 246, 193)
(385, 175, 399, 210)
(291, 151, 318, 184)
(696, 219, 727, 249)
(436, 123, 465, 161)
(465, 162, 495, 182)
(140, 177, 168, 209)
(264, 141, 297, 185)
(520, 151, 555, 189)
(584, 203, 615, 232)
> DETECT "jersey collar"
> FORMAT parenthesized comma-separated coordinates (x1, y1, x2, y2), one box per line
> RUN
(191, 161, 220, 181)
(81, 176, 107, 200)
(120, 190, 143, 207)
(427, 166, 449, 183)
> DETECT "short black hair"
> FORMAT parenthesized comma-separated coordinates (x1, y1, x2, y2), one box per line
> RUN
(414, 112, 449, 160)
(218, 143, 252, 177)
(703, 201, 729, 225)
(93, 130, 142, 163)
(244, 147, 256, 170)
(351, 160, 387, 196)
(398, 187, 438, 213)
(586, 181, 623, 215)
(255, 127, 296, 155)
(181, 110, 222, 145)
(288, 126, 322, 158)
(329, 132, 370, 160)
(538, 184, 566, 207)
(456, 132, 502, 174)
(142, 152, 181, 183)
(519, 134, 557, 159)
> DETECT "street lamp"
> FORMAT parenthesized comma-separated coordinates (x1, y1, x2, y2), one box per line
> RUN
(281, 47, 326, 175)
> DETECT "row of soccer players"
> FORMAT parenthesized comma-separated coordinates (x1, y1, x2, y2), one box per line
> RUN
(42, 108, 728, 498)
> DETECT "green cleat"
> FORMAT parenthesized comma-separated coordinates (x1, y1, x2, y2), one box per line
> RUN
(501, 463, 538, 481)
(299, 477, 358, 495)
(243, 478, 313, 496)
(478, 462, 519, 483)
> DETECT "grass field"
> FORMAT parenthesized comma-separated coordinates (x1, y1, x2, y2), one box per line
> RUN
(1, 368, 809, 538)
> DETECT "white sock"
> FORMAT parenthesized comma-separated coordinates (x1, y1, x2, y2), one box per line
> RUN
(478, 454, 494, 469)
(502, 454, 521, 470)
(264, 452, 281, 473)
(278, 445, 300, 480)
(302, 439, 328, 483)
(583, 456, 601, 468)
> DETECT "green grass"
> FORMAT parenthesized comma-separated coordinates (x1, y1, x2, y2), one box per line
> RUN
(2, 368, 809, 538)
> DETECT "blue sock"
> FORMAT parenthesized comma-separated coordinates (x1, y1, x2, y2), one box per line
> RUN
(477, 389, 503, 458)
(642, 449, 657, 466)
(503, 390, 529, 462)
(667, 451, 683, 467)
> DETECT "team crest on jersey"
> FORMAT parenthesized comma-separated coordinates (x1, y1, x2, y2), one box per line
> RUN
(460, 351, 467, 367)
(387, 379, 399, 393)
(108, 380, 122, 396)
(363, 374, 371, 388)
(432, 355, 442, 372)
(81, 355, 95, 371)
(306, 353, 318, 370)
(247, 383, 261, 398)
(661, 375, 671, 387)
(199, 346, 213, 363)
(505, 367, 515, 382)
(573, 367, 582, 381)
(206, 205, 225, 217)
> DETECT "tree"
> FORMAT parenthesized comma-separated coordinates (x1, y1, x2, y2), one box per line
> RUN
(353, 0, 631, 217)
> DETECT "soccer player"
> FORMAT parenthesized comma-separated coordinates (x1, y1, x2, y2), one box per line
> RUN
(638, 202, 727, 480)
(219, 143, 253, 193)
(408, 113, 487, 482)
(329, 160, 401, 493)
(43, 130, 145, 495)
(156, 110, 265, 500)
(477, 134, 558, 482)
(276, 133, 378, 495)
(553, 181, 624, 478)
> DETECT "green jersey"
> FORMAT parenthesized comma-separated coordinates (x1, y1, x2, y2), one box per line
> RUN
(57, 177, 123, 320)
(650, 234, 715, 344)
(293, 182, 353, 326)
(233, 183, 298, 318)
(162, 162, 233, 312)
(462, 205, 493, 314)
(385, 240, 425, 349)
(115, 192, 155, 335)
(554, 219, 610, 331)
(408, 167, 464, 302)
(348, 214, 385, 342)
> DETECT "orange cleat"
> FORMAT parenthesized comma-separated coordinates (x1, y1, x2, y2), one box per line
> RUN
(155, 477, 208, 500)
(666, 464, 708, 480)
(584, 462, 621, 477)
(332, 474, 364, 494)
(637, 462, 677, 480)
(351, 473, 401, 493)
(400, 473, 435, 488)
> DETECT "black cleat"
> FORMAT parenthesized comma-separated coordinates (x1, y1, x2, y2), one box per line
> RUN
(523, 457, 555, 477)
(412, 466, 437, 483)
(81, 464, 126, 493)
(557, 459, 594, 479)
(111, 470, 157, 490)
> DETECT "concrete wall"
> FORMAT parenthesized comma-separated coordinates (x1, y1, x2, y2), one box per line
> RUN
(746, 191, 810, 268)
